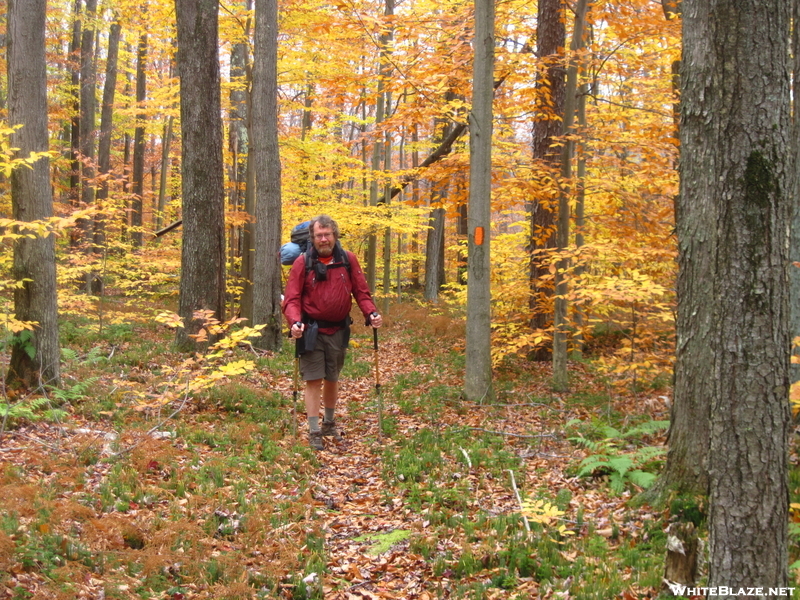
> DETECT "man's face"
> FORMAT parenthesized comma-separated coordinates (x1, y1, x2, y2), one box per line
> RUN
(312, 225, 335, 257)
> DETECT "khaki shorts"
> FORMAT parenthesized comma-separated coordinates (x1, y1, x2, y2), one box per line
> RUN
(300, 329, 347, 381)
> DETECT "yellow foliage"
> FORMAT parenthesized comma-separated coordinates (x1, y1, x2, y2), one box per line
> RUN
(520, 498, 575, 542)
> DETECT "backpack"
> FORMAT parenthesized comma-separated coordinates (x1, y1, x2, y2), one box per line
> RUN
(279, 221, 312, 265)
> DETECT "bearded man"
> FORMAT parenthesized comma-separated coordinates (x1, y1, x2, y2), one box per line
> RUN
(282, 214, 383, 450)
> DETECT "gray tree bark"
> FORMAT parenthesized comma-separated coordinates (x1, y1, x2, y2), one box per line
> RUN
(790, 0, 800, 385)
(423, 202, 446, 301)
(6, 0, 61, 389)
(648, 0, 711, 503)
(552, 0, 589, 392)
(156, 115, 174, 232)
(698, 0, 791, 591)
(76, 0, 97, 293)
(228, 15, 250, 261)
(250, 0, 283, 350)
(464, 0, 494, 402)
(78, 0, 97, 217)
(96, 20, 122, 246)
(131, 33, 148, 248)
(92, 19, 122, 297)
(68, 0, 81, 214)
(423, 117, 450, 302)
(175, 0, 227, 349)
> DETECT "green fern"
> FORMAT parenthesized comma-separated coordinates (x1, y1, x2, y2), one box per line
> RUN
(622, 420, 669, 438)
(627, 470, 658, 489)
(0, 396, 66, 424)
(51, 377, 99, 403)
(571, 419, 667, 493)
(61, 347, 78, 361)
(576, 454, 614, 478)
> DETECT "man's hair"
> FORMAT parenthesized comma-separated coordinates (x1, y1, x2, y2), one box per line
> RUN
(309, 214, 339, 239)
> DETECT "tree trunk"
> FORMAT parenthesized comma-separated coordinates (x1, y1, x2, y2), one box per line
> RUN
(790, 0, 800, 385)
(571, 82, 588, 359)
(175, 0, 227, 350)
(649, 0, 715, 502)
(464, 0, 494, 402)
(300, 81, 313, 141)
(157, 116, 174, 231)
(424, 204, 446, 301)
(250, 0, 283, 350)
(381, 72, 394, 314)
(93, 19, 121, 296)
(228, 17, 250, 261)
(366, 0, 393, 293)
(96, 20, 121, 236)
(68, 0, 81, 218)
(528, 0, 565, 361)
(701, 0, 791, 590)
(424, 117, 450, 302)
(77, 0, 97, 293)
(410, 124, 421, 288)
(131, 33, 147, 248)
(6, 0, 61, 389)
(552, 0, 589, 392)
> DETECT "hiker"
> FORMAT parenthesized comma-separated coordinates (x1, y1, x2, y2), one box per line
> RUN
(282, 214, 383, 450)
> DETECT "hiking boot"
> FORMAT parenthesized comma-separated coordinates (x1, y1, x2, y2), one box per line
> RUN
(308, 430, 324, 451)
(321, 420, 343, 441)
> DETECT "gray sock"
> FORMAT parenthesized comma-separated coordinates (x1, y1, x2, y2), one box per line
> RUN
(324, 408, 335, 423)
(308, 416, 320, 432)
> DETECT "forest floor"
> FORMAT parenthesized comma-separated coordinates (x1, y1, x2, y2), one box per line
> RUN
(0, 296, 795, 599)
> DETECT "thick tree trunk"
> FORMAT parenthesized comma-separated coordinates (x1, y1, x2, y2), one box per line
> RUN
(175, 0, 227, 350)
(250, 0, 283, 350)
(528, 0, 565, 361)
(6, 0, 61, 389)
(652, 0, 716, 502)
(702, 0, 791, 591)
(464, 0, 494, 402)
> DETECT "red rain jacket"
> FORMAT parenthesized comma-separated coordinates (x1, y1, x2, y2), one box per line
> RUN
(282, 248, 377, 335)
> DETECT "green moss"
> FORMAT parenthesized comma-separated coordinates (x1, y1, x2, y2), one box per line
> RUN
(354, 529, 411, 555)
(743, 149, 775, 208)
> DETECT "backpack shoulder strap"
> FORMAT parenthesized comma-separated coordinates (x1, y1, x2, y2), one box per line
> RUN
(304, 244, 351, 272)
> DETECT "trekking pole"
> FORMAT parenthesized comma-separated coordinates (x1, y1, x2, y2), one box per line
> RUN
(291, 336, 300, 438)
(373, 323, 382, 437)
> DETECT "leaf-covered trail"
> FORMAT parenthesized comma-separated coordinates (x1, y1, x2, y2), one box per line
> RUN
(0, 310, 672, 599)
(281, 324, 667, 599)
(293, 335, 439, 598)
